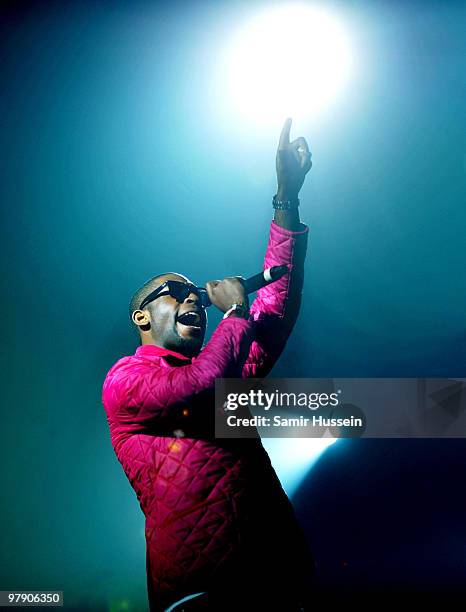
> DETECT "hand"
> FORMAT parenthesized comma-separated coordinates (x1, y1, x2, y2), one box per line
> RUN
(276, 117, 312, 200)
(205, 277, 249, 314)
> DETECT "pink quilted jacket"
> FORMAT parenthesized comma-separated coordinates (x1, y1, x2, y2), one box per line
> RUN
(102, 221, 313, 611)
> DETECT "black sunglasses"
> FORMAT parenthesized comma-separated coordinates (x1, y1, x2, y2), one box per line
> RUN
(139, 280, 210, 310)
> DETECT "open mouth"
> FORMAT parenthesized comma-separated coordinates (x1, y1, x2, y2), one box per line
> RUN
(176, 311, 204, 332)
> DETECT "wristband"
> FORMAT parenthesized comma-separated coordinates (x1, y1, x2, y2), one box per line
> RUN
(223, 303, 250, 320)
(272, 194, 300, 210)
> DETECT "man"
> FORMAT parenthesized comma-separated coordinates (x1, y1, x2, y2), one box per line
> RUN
(102, 118, 313, 611)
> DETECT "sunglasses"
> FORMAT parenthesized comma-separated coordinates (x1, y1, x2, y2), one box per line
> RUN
(139, 280, 210, 310)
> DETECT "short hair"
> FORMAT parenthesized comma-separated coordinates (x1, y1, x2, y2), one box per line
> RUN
(128, 272, 187, 338)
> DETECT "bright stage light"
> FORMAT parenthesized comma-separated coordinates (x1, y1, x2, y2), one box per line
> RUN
(221, 3, 353, 125)
(262, 437, 337, 498)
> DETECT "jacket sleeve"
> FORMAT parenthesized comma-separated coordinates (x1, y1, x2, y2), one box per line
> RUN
(102, 316, 255, 425)
(242, 220, 309, 379)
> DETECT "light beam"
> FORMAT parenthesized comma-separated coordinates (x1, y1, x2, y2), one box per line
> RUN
(262, 437, 337, 498)
(220, 3, 353, 126)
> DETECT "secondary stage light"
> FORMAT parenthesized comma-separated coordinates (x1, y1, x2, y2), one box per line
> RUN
(263, 437, 337, 498)
(222, 3, 353, 125)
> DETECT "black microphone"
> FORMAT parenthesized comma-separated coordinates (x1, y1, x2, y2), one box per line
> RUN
(203, 265, 289, 307)
(242, 264, 289, 294)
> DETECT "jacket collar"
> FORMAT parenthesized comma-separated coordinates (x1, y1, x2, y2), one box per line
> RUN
(135, 344, 192, 362)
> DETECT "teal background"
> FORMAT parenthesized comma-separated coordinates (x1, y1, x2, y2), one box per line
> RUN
(1, 1, 465, 609)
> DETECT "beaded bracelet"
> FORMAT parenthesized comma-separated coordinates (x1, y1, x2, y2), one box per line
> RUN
(272, 194, 300, 210)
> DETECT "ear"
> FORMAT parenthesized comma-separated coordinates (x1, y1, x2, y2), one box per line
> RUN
(132, 309, 151, 329)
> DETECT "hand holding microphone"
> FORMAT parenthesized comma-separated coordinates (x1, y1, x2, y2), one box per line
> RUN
(205, 277, 249, 315)
(204, 265, 289, 313)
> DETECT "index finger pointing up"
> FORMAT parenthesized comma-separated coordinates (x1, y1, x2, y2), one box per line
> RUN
(278, 117, 292, 150)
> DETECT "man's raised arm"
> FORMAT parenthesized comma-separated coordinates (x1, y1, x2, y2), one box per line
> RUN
(243, 118, 312, 378)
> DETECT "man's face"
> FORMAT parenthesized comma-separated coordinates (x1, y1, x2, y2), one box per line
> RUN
(138, 273, 208, 357)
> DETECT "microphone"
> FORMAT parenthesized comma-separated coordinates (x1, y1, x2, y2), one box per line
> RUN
(242, 264, 289, 294)
(203, 265, 289, 307)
